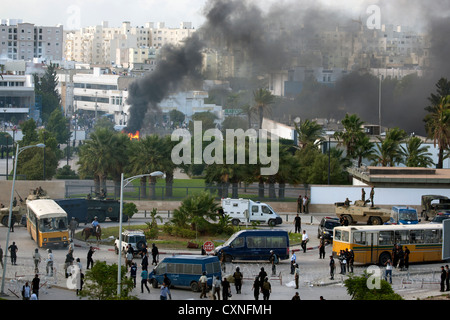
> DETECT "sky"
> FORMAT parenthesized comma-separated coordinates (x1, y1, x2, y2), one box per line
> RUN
(1, 0, 434, 30)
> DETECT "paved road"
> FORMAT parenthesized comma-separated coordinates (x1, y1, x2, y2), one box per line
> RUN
(0, 214, 447, 301)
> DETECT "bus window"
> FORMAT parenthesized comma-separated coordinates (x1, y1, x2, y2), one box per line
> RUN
(379, 231, 394, 245)
(424, 229, 441, 244)
(335, 229, 342, 241)
(353, 231, 366, 245)
(410, 230, 423, 243)
(341, 230, 349, 242)
(394, 230, 409, 244)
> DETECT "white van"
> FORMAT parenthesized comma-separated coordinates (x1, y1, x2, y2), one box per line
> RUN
(221, 198, 282, 226)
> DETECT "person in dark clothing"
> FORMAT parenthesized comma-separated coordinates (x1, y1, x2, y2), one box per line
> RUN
(294, 214, 301, 233)
(252, 276, 260, 300)
(233, 267, 243, 294)
(441, 266, 447, 292)
(130, 262, 137, 288)
(222, 277, 231, 301)
(151, 243, 159, 265)
(258, 267, 267, 287)
(404, 246, 410, 270)
(8, 242, 18, 265)
(31, 274, 40, 298)
(86, 246, 95, 269)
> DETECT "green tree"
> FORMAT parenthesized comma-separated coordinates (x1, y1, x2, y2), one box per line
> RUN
(168, 109, 185, 127)
(424, 95, 450, 168)
(401, 136, 434, 167)
(46, 108, 71, 144)
(334, 114, 365, 160)
(344, 272, 403, 300)
(253, 88, 275, 129)
(353, 135, 375, 168)
(78, 261, 135, 300)
(34, 63, 61, 123)
(172, 192, 220, 235)
(294, 119, 324, 149)
(370, 128, 407, 167)
(20, 119, 39, 146)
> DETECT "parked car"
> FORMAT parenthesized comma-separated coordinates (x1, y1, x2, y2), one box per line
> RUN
(318, 217, 341, 242)
(115, 230, 147, 256)
(429, 211, 450, 224)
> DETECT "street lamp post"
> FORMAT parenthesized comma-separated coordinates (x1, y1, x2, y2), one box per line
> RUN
(0, 143, 45, 295)
(117, 171, 164, 297)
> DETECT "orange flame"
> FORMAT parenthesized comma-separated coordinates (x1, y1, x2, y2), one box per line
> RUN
(127, 131, 140, 140)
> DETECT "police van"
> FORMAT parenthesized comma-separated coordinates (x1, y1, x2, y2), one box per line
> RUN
(214, 229, 290, 262)
(221, 198, 282, 226)
(148, 255, 221, 292)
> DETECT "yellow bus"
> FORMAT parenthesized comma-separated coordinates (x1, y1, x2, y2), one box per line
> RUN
(332, 224, 443, 265)
(26, 199, 70, 248)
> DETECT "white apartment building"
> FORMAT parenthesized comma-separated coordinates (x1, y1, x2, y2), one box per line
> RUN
(71, 67, 129, 124)
(64, 21, 195, 66)
(0, 19, 63, 61)
(0, 73, 35, 122)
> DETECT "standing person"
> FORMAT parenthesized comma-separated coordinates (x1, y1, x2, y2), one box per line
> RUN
(303, 195, 308, 213)
(0, 245, 3, 268)
(46, 249, 54, 276)
(261, 277, 271, 300)
(32, 248, 41, 273)
(141, 268, 150, 293)
(301, 230, 309, 253)
(213, 276, 221, 300)
(199, 272, 208, 298)
(319, 237, 326, 259)
(222, 277, 231, 301)
(160, 282, 171, 300)
(347, 249, 354, 273)
(22, 282, 31, 300)
(290, 252, 297, 274)
(269, 250, 278, 276)
(441, 266, 447, 292)
(294, 214, 301, 233)
(361, 188, 366, 203)
(86, 246, 95, 270)
(339, 250, 347, 275)
(370, 186, 375, 207)
(151, 243, 159, 265)
(68, 217, 77, 240)
(297, 195, 303, 213)
(384, 259, 393, 284)
(219, 250, 226, 273)
(130, 262, 137, 288)
(64, 250, 74, 278)
(404, 246, 410, 270)
(445, 265, 449, 292)
(252, 276, 260, 300)
(8, 241, 18, 265)
(329, 255, 335, 280)
(258, 267, 267, 287)
(233, 267, 243, 294)
(31, 274, 40, 299)
(141, 252, 149, 271)
(294, 264, 300, 289)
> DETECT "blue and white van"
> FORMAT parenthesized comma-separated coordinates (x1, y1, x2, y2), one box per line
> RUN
(389, 206, 420, 225)
(214, 229, 290, 262)
(148, 255, 221, 292)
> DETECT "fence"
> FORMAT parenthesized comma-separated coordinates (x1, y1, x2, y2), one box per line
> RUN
(64, 183, 309, 202)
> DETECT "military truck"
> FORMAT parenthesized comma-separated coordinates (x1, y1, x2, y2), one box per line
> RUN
(335, 200, 391, 225)
(421, 195, 450, 221)
(0, 205, 26, 227)
(55, 197, 126, 225)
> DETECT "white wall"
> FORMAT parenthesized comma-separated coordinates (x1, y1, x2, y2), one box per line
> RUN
(310, 185, 450, 207)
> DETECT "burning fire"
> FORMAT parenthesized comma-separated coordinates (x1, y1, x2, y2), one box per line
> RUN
(126, 131, 140, 140)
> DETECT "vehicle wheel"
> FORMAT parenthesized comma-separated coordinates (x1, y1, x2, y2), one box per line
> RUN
(231, 219, 240, 226)
(369, 216, 382, 225)
(136, 240, 146, 252)
(97, 212, 106, 222)
(268, 219, 276, 227)
(115, 246, 119, 254)
(121, 214, 129, 222)
(151, 279, 158, 288)
(224, 254, 233, 263)
(1, 216, 8, 227)
(344, 215, 353, 225)
(379, 252, 391, 266)
(190, 281, 199, 292)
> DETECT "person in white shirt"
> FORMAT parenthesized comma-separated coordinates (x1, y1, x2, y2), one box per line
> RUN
(46, 249, 54, 276)
(301, 230, 309, 253)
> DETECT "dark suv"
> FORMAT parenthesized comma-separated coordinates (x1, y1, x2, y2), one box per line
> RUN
(318, 217, 341, 242)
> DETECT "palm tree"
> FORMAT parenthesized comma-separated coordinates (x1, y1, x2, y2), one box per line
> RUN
(106, 132, 131, 198)
(334, 114, 365, 160)
(253, 88, 275, 129)
(424, 95, 450, 168)
(401, 136, 434, 167)
(78, 127, 115, 195)
(370, 128, 406, 167)
(353, 135, 375, 168)
(295, 119, 324, 149)
(127, 135, 166, 199)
